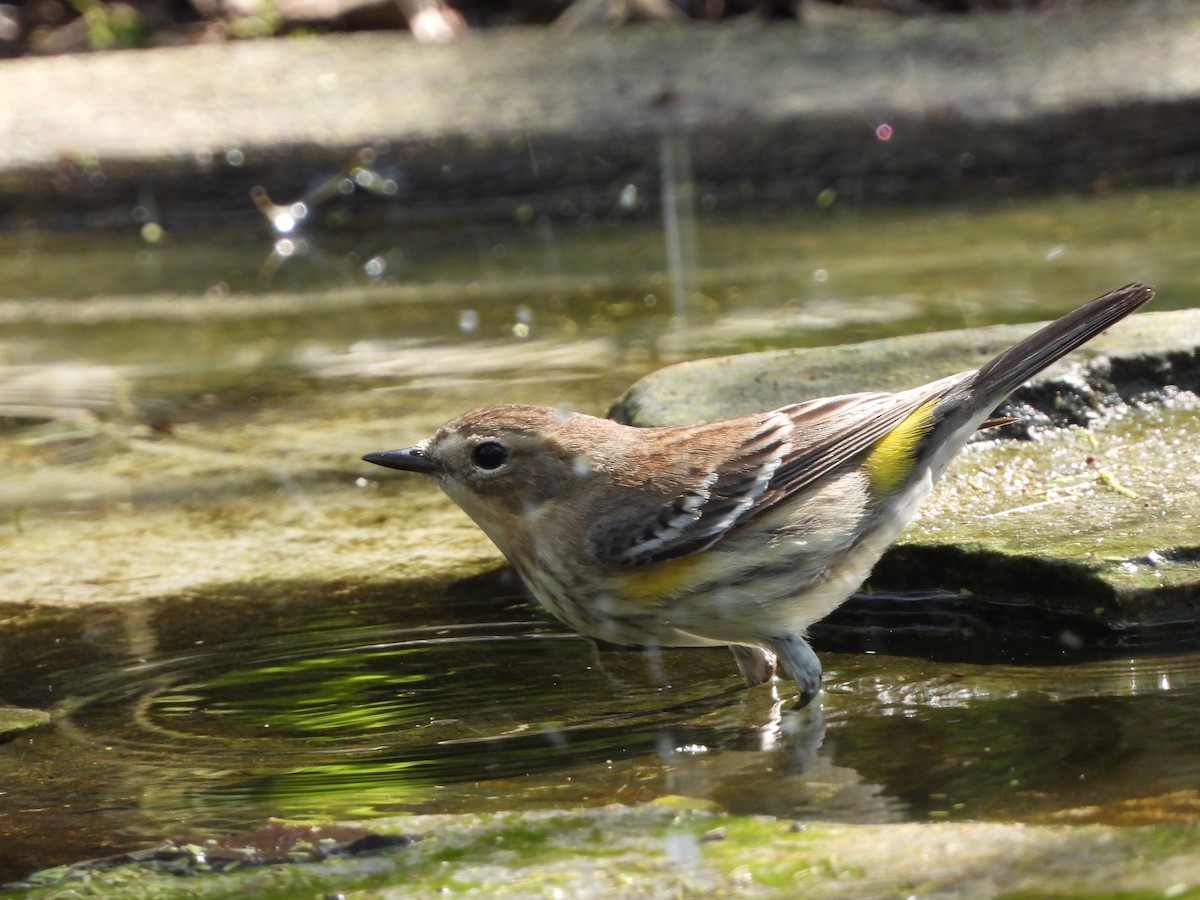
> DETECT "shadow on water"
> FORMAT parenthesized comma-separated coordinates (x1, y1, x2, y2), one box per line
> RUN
(4, 571, 1200, 881)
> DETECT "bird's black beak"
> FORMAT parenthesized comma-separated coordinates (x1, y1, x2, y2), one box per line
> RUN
(362, 447, 439, 475)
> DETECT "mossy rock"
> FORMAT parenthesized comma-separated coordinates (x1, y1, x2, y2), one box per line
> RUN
(14, 803, 1200, 898)
(0, 705, 51, 741)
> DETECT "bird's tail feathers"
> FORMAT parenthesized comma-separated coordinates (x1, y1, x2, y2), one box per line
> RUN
(971, 282, 1154, 409)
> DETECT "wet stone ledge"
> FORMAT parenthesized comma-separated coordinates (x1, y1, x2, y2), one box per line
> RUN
(1, 0, 1199, 229)
(612, 307, 1200, 657)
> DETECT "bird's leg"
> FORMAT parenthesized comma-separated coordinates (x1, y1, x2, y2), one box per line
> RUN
(768, 634, 822, 707)
(729, 644, 776, 686)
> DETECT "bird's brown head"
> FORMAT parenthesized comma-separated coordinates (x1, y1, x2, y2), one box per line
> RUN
(362, 404, 622, 529)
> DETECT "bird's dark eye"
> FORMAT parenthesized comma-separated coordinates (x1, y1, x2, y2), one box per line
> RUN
(471, 440, 508, 471)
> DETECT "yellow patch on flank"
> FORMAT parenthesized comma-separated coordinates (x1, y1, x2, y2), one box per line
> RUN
(864, 399, 938, 496)
(614, 553, 706, 604)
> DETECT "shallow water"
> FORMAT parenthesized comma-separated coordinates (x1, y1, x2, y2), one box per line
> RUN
(1, 187, 1199, 883)
(3, 583, 1200, 879)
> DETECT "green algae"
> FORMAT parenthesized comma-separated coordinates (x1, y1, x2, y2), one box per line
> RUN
(12, 805, 1200, 899)
(0, 706, 50, 740)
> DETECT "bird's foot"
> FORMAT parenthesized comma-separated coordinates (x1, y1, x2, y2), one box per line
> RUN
(729, 644, 777, 686)
(767, 633, 822, 708)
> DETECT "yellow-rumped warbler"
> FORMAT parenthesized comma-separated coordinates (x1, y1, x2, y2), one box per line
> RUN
(365, 284, 1153, 706)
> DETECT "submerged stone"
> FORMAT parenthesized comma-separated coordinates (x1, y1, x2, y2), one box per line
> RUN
(611, 308, 1200, 654)
(0, 706, 50, 740)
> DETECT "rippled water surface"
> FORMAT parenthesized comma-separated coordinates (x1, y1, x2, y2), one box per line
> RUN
(4, 584, 1200, 878)
(2, 187, 1199, 883)
(7, 588, 1200, 844)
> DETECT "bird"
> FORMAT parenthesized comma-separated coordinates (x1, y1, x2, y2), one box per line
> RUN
(364, 283, 1154, 706)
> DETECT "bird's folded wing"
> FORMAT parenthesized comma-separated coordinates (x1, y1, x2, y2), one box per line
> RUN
(590, 376, 965, 568)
